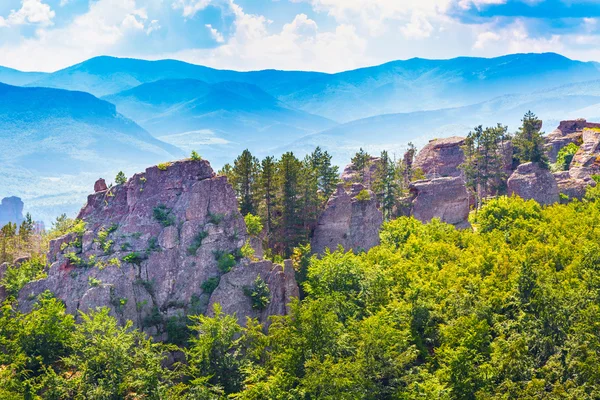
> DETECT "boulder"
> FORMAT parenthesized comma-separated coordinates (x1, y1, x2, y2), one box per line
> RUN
(311, 184, 383, 254)
(507, 162, 559, 205)
(554, 171, 595, 201)
(409, 177, 470, 228)
(545, 119, 598, 163)
(414, 136, 465, 179)
(17, 159, 298, 337)
(569, 128, 600, 180)
(94, 178, 108, 193)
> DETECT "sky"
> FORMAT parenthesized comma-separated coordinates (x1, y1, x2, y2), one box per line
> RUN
(0, 0, 599, 72)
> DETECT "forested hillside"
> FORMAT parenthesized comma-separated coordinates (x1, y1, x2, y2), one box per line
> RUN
(2, 192, 600, 398)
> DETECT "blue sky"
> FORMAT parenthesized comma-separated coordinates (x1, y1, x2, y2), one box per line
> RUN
(0, 0, 599, 72)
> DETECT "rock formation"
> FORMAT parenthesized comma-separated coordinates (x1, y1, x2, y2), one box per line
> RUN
(507, 162, 559, 205)
(16, 159, 298, 338)
(553, 171, 594, 201)
(414, 137, 466, 179)
(545, 119, 599, 163)
(409, 177, 470, 229)
(0, 196, 24, 227)
(311, 184, 383, 254)
(568, 127, 600, 180)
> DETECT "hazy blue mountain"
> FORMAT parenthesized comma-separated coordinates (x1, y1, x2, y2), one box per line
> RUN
(0, 83, 183, 224)
(103, 79, 335, 166)
(23, 53, 600, 124)
(28, 56, 326, 98)
(0, 66, 48, 86)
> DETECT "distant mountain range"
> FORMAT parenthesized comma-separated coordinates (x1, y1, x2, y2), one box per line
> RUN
(2, 52, 600, 223)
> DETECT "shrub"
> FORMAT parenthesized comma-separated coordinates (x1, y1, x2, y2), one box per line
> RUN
(1, 256, 47, 297)
(243, 276, 271, 310)
(473, 195, 543, 233)
(190, 150, 202, 161)
(355, 189, 371, 202)
(115, 171, 127, 185)
(201, 277, 220, 294)
(153, 205, 175, 227)
(208, 212, 225, 225)
(157, 162, 172, 171)
(65, 252, 87, 268)
(88, 276, 102, 287)
(188, 230, 209, 256)
(554, 143, 579, 171)
(122, 252, 145, 265)
(216, 251, 236, 273)
(241, 240, 256, 259)
(244, 214, 263, 236)
(146, 237, 160, 253)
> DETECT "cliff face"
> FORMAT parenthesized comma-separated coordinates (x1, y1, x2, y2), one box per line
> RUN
(0, 196, 24, 227)
(311, 184, 383, 254)
(409, 177, 471, 229)
(17, 160, 298, 338)
(414, 137, 466, 179)
(546, 119, 600, 163)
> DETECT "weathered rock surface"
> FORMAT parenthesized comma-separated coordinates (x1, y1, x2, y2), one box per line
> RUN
(0, 196, 24, 227)
(507, 162, 559, 205)
(94, 178, 108, 193)
(341, 157, 381, 189)
(17, 159, 298, 337)
(414, 137, 465, 179)
(311, 184, 383, 254)
(545, 119, 598, 163)
(409, 177, 470, 228)
(569, 127, 600, 180)
(554, 171, 595, 201)
(208, 260, 299, 327)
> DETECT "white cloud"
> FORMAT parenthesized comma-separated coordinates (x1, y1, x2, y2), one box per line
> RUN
(458, 0, 506, 10)
(401, 13, 434, 39)
(474, 31, 501, 49)
(1, 0, 56, 27)
(172, 0, 212, 18)
(205, 24, 225, 43)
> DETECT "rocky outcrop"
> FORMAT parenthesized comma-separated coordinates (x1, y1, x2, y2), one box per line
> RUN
(568, 128, 600, 180)
(546, 120, 598, 163)
(409, 177, 470, 228)
(311, 184, 383, 254)
(414, 137, 465, 179)
(554, 171, 595, 201)
(17, 159, 298, 338)
(341, 157, 381, 189)
(0, 196, 24, 227)
(208, 260, 298, 327)
(507, 162, 559, 205)
(94, 178, 108, 193)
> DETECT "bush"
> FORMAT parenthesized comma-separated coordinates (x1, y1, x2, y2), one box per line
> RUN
(473, 195, 543, 233)
(216, 251, 236, 273)
(188, 230, 209, 256)
(243, 276, 271, 310)
(122, 252, 145, 265)
(554, 143, 579, 171)
(115, 171, 127, 185)
(201, 277, 220, 294)
(157, 162, 172, 171)
(190, 150, 202, 161)
(244, 214, 263, 236)
(153, 205, 175, 227)
(208, 212, 225, 225)
(354, 189, 371, 202)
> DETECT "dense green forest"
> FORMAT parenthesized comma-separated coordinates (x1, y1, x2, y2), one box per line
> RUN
(3, 188, 600, 398)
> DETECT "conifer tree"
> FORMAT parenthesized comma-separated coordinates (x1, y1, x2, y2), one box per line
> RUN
(277, 152, 303, 256)
(115, 171, 127, 185)
(513, 111, 548, 167)
(230, 150, 260, 216)
(374, 150, 399, 220)
(259, 156, 277, 234)
(351, 148, 371, 183)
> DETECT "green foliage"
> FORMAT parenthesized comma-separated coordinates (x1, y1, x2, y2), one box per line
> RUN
(190, 150, 202, 161)
(241, 240, 256, 259)
(1, 256, 47, 297)
(115, 171, 127, 185)
(188, 230, 209, 256)
(157, 162, 172, 171)
(513, 110, 548, 167)
(201, 277, 220, 294)
(122, 252, 145, 265)
(243, 276, 272, 310)
(554, 142, 579, 171)
(215, 251, 236, 273)
(354, 189, 371, 202)
(208, 212, 225, 225)
(472, 195, 543, 233)
(153, 204, 175, 227)
(244, 213, 263, 236)
(87, 276, 102, 287)
(230, 149, 260, 216)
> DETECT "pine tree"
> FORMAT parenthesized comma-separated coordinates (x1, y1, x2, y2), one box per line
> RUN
(313, 147, 339, 201)
(230, 150, 260, 216)
(460, 124, 508, 209)
(373, 150, 399, 220)
(277, 152, 303, 256)
(351, 148, 371, 183)
(400, 143, 417, 189)
(259, 156, 277, 235)
(115, 171, 127, 185)
(299, 154, 320, 236)
(513, 111, 548, 167)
